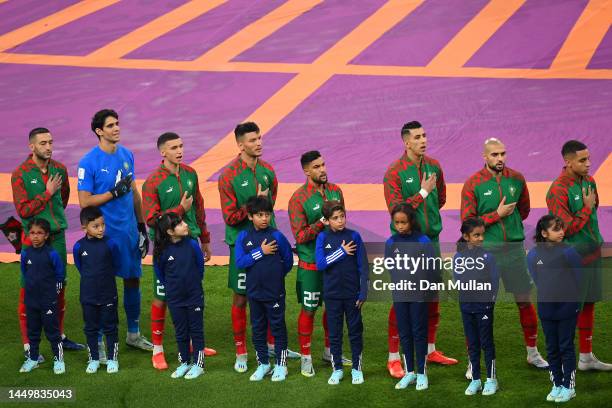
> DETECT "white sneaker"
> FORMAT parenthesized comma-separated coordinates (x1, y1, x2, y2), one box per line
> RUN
(126, 334, 153, 351)
(234, 354, 248, 373)
(301, 355, 315, 377)
(322, 349, 351, 366)
(527, 352, 549, 369)
(579, 353, 612, 371)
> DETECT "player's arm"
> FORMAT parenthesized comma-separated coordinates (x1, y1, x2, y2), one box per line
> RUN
(315, 232, 346, 271)
(11, 169, 51, 218)
(58, 164, 70, 209)
(132, 181, 145, 223)
(275, 231, 294, 276)
(460, 179, 500, 224)
(270, 172, 278, 206)
(218, 173, 248, 226)
(142, 178, 183, 228)
(77, 161, 132, 208)
(546, 182, 591, 237)
(234, 231, 261, 269)
(383, 167, 423, 212)
(192, 173, 211, 245)
(72, 242, 82, 273)
(50, 250, 65, 292)
(189, 239, 205, 280)
(436, 163, 446, 209)
(354, 232, 369, 303)
(289, 195, 324, 244)
(517, 174, 530, 221)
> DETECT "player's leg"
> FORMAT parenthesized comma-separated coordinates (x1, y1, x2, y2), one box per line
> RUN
(168, 305, 191, 378)
(387, 305, 404, 377)
(248, 298, 271, 380)
(345, 298, 364, 384)
(541, 319, 563, 401)
(412, 302, 429, 390)
(42, 303, 64, 374)
(184, 304, 205, 379)
(296, 270, 319, 376)
(325, 298, 344, 385)
(479, 311, 497, 395)
(124, 269, 152, 350)
(269, 298, 288, 382)
(229, 245, 249, 365)
(151, 277, 168, 369)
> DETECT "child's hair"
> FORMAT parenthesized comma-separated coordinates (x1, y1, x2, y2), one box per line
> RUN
(154, 213, 183, 259)
(79, 206, 103, 226)
(457, 217, 485, 251)
(246, 195, 273, 215)
(391, 203, 421, 234)
(28, 218, 51, 236)
(534, 215, 564, 243)
(322, 200, 345, 219)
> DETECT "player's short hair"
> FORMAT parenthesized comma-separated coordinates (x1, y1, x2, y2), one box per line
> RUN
(400, 121, 423, 139)
(80, 206, 103, 226)
(561, 140, 587, 158)
(234, 122, 260, 141)
(322, 200, 345, 219)
(300, 150, 322, 168)
(91, 109, 118, 139)
(246, 196, 273, 215)
(28, 127, 50, 142)
(157, 132, 180, 149)
(28, 218, 50, 235)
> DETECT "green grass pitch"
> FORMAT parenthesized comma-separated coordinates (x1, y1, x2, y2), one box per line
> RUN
(0, 262, 610, 408)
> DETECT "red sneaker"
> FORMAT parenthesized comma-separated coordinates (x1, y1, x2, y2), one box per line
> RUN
(204, 347, 217, 356)
(427, 350, 458, 365)
(387, 359, 405, 378)
(152, 352, 168, 370)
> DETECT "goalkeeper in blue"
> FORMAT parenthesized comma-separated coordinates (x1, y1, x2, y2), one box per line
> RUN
(235, 196, 293, 382)
(315, 200, 368, 386)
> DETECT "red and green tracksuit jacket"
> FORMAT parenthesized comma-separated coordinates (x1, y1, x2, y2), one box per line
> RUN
(288, 181, 344, 270)
(383, 153, 445, 238)
(546, 168, 603, 260)
(11, 155, 69, 235)
(461, 166, 529, 242)
(218, 155, 277, 246)
(142, 162, 210, 243)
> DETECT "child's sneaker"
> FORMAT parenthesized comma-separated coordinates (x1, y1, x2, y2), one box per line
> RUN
(249, 363, 271, 381)
(395, 372, 417, 389)
(23, 350, 45, 364)
(271, 365, 287, 382)
(184, 365, 204, 379)
(152, 352, 168, 370)
(465, 379, 482, 395)
(106, 360, 119, 373)
(19, 358, 39, 373)
(86, 360, 100, 374)
(555, 387, 576, 403)
(416, 373, 428, 390)
(268, 347, 301, 360)
(301, 355, 315, 377)
(234, 354, 248, 373)
(327, 369, 344, 385)
(546, 385, 562, 402)
(53, 358, 65, 375)
(351, 369, 364, 384)
(482, 378, 498, 396)
(323, 349, 352, 366)
(171, 363, 191, 379)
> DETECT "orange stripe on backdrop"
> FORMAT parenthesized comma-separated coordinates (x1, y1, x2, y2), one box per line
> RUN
(193, 0, 323, 65)
(0, 0, 120, 52)
(427, 0, 526, 69)
(87, 0, 228, 60)
(190, 0, 425, 181)
(550, 0, 612, 71)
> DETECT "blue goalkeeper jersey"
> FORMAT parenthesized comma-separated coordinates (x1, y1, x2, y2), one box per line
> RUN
(77, 145, 140, 278)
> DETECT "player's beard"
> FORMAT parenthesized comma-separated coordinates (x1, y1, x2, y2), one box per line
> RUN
(487, 162, 504, 174)
(313, 174, 327, 185)
(33, 149, 51, 162)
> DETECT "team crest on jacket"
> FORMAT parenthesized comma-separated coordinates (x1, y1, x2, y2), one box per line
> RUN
(123, 162, 129, 170)
(187, 180, 193, 187)
(509, 186, 516, 197)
